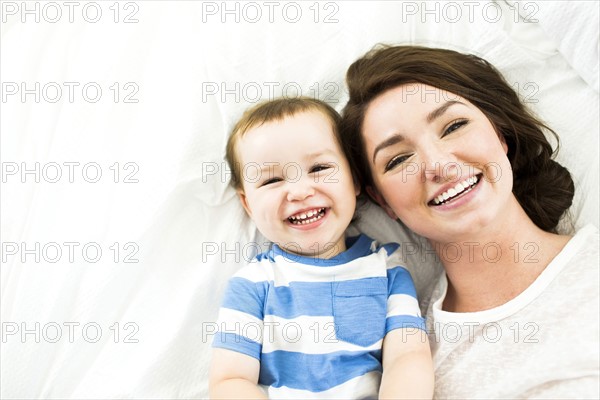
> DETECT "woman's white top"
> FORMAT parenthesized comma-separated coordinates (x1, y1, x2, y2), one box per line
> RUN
(426, 224, 599, 399)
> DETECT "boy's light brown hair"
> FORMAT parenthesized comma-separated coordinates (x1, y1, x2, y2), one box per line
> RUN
(226, 97, 342, 190)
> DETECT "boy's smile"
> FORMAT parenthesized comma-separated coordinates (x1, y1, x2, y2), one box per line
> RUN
(236, 110, 358, 258)
(286, 207, 328, 228)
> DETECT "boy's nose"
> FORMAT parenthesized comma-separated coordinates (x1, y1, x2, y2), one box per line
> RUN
(286, 181, 315, 201)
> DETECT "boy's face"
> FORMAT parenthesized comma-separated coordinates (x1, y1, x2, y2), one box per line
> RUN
(237, 110, 359, 258)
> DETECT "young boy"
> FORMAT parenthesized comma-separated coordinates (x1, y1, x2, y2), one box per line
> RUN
(209, 98, 433, 399)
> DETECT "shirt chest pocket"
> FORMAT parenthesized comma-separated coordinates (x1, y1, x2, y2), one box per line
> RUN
(332, 278, 388, 347)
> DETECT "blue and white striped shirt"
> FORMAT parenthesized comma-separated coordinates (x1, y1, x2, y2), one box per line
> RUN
(212, 234, 425, 399)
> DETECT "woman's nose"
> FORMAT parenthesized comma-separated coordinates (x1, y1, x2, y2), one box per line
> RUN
(421, 144, 460, 183)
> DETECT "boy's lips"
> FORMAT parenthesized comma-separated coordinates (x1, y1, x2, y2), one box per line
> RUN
(286, 207, 328, 226)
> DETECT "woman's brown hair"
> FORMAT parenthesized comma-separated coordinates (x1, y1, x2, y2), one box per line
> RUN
(341, 45, 573, 232)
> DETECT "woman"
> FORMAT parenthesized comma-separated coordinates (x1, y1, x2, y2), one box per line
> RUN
(341, 45, 599, 399)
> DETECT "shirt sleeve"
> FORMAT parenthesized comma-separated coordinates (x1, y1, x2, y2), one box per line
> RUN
(211, 276, 268, 360)
(385, 263, 426, 334)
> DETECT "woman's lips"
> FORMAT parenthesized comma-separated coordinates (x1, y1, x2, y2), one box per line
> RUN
(428, 174, 482, 207)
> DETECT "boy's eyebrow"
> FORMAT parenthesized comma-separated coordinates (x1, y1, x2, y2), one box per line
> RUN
(255, 149, 339, 172)
(304, 149, 336, 160)
(258, 163, 281, 172)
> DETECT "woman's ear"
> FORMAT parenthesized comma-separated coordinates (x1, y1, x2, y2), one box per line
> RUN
(366, 186, 397, 220)
(496, 130, 509, 154)
(354, 179, 361, 197)
(238, 190, 252, 218)
(501, 138, 509, 154)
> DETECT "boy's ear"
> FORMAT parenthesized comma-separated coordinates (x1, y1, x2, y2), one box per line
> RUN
(366, 186, 397, 220)
(238, 190, 252, 217)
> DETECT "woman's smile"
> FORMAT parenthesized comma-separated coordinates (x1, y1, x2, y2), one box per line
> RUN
(429, 174, 482, 208)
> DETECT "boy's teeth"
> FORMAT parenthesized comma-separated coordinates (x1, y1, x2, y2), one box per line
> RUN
(288, 208, 326, 224)
(433, 175, 480, 205)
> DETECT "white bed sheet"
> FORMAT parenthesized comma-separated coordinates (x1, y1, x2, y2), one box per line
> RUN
(1, 1, 598, 398)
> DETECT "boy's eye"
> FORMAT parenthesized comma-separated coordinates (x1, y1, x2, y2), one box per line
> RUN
(310, 164, 332, 173)
(260, 177, 283, 187)
(443, 119, 468, 137)
(384, 154, 411, 172)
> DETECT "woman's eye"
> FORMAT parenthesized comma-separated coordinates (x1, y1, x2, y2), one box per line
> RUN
(261, 177, 282, 187)
(443, 120, 468, 137)
(310, 164, 332, 173)
(384, 155, 410, 172)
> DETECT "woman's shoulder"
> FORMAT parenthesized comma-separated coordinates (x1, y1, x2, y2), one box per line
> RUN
(555, 223, 599, 272)
(513, 224, 599, 311)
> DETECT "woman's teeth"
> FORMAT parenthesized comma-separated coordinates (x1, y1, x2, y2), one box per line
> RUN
(433, 175, 479, 205)
(288, 208, 326, 224)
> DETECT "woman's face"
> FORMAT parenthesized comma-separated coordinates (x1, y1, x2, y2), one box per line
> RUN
(362, 83, 513, 243)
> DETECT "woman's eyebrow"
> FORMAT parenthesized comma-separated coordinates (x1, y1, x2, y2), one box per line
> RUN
(426, 100, 463, 123)
(372, 134, 404, 164)
(372, 100, 465, 164)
